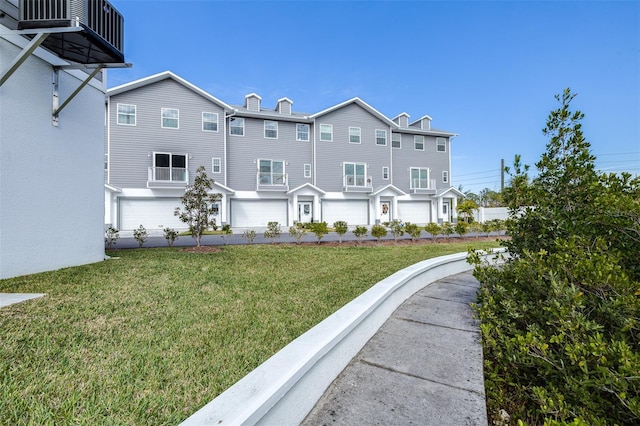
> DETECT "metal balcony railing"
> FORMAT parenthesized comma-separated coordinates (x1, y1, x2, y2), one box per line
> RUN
(149, 167, 188, 183)
(411, 178, 437, 194)
(257, 172, 288, 190)
(18, 0, 124, 63)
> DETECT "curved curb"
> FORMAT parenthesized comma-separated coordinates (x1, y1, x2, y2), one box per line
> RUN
(180, 250, 503, 425)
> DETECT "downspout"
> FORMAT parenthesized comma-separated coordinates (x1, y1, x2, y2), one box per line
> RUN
(312, 117, 316, 186)
(224, 109, 237, 186)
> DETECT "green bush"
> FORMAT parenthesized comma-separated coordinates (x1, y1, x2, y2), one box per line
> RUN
(309, 221, 329, 244)
(404, 222, 422, 241)
(386, 219, 405, 242)
(352, 225, 368, 244)
(163, 227, 179, 247)
(242, 229, 257, 244)
(471, 89, 640, 425)
(133, 224, 148, 248)
(424, 222, 441, 240)
(288, 224, 307, 245)
(333, 221, 348, 243)
(264, 221, 281, 244)
(371, 224, 387, 241)
(105, 226, 119, 249)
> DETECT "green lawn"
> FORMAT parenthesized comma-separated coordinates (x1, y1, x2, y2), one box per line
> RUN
(0, 241, 498, 425)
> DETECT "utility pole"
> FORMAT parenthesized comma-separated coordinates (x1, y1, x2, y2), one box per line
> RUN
(500, 159, 504, 192)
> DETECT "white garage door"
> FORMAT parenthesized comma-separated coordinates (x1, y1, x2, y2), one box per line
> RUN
(231, 200, 287, 227)
(119, 198, 184, 231)
(398, 201, 431, 224)
(322, 200, 369, 225)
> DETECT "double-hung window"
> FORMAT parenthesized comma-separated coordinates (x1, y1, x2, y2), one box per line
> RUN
(202, 112, 218, 132)
(414, 135, 424, 151)
(320, 124, 333, 141)
(349, 127, 361, 144)
(212, 158, 221, 174)
(304, 163, 311, 178)
(392, 133, 401, 149)
(436, 137, 447, 152)
(410, 167, 429, 189)
(117, 104, 136, 125)
(264, 120, 278, 139)
(382, 166, 389, 180)
(230, 117, 245, 136)
(442, 170, 449, 183)
(344, 162, 367, 187)
(297, 124, 310, 141)
(154, 152, 187, 181)
(258, 159, 285, 185)
(161, 108, 179, 129)
(376, 129, 387, 146)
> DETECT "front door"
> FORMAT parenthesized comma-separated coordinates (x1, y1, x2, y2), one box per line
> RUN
(380, 201, 391, 223)
(298, 202, 313, 223)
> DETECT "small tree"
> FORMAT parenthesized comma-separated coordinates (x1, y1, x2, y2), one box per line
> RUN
(456, 199, 478, 223)
(242, 229, 257, 244)
(163, 227, 179, 247)
(333, 220, 348, 243)
(288, 224, 307, 245)
(175, 166, 222, 247)
(352, 225, 368, 244)
(264, 221, 281, 244)
(309, 221, 329, 244)
(440, 222, 454, 240)
(387, 219, 404, 242)
(105, 226, 119, 249)
(371, 224, 387, 242)
(454, 221, 468, 239)
(404, 222, 422, 242)
(424, 222, 441, 242)
(133, 224, 148, 248)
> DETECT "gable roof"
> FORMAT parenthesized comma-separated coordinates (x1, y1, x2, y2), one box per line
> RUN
(310, 97, 398, 128)
(107, 71, 234, 111)
(436, 187, 465, 198)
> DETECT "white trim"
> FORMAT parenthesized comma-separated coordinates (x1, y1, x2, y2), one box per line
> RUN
(349, 126, 361, 144)
(212, 158, 222, 174)
(229, 117, 245, 136)
(319, 123, 333, 142)
(436, 137, 447, 152)
(296, 123, 310, 141)
(264, 120, 278, 139)
(382, 166, 389, 180)
(414, 135, 424, 151)
(442, 170, 449, 183)
(304, 163, 312, 178)
(375, 129, 387, 146)
(161, 108, 179, 129)
(202, 112, 219, 132)
(391, 133, 401, 149)
(116, 103, 136, 126)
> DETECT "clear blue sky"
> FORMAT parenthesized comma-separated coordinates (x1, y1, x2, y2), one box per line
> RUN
(107, 0, 640, 194)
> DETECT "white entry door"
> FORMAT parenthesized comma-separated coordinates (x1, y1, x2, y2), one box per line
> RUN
(380, 201, 391, 223)
(298, 202, 313, 223)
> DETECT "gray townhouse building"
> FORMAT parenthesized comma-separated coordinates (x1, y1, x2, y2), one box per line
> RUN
(105, 71, 463, 231)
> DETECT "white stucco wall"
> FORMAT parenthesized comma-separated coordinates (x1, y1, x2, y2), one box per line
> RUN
(0, 33, 106, 279)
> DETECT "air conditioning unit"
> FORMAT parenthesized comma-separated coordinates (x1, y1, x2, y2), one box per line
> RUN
(17, 0, 124, 64)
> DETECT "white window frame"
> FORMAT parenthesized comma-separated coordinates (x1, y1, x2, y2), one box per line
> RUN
(320, 124, 333, 141)
(202, 112, 218, 132)
(264, 120, 278, 139)
(410, 167, 430, 189)
(153, 152, 188, 181)
(376, 129, 387, 146)
(344, 162, 367, 187)
(382, 166, 389, 180)
(229, 117, 245, 136)
(212, 157, 221, 174)
(392, 133, 401, 149)
(414, 135, 425, 151)
(442, 170, 449, 183)
(349, 127, 361, 144)
(161, 108, 179, 129)
(297, 123, 310, 141)
(258, 159, 285, 185)
(117, 103, 136, 126)
(436, 137, 447, 152)
(304, 163, 311, 178)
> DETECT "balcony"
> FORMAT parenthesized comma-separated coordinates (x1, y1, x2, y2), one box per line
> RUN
(18, 0, 125, 64)
(343, 175, 373, 192)
(257, 172, 288, 191)
(410, 178, 437, 195)
(148, 167, 188, 189)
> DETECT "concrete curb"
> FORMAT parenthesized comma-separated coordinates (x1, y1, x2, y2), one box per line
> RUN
(180, 249, 505, 425)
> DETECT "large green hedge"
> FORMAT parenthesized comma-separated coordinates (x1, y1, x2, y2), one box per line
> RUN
(471, 89, 640, 425)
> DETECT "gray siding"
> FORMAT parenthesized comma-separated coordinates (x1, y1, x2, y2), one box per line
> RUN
(315, 103, 392, 192)
(108, 79, 226, 188)
(391, 133, 450, 192)
(227, 116, 312, 190)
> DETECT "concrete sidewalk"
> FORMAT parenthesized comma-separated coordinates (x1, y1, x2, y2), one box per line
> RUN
(302, 271, 487, 426)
